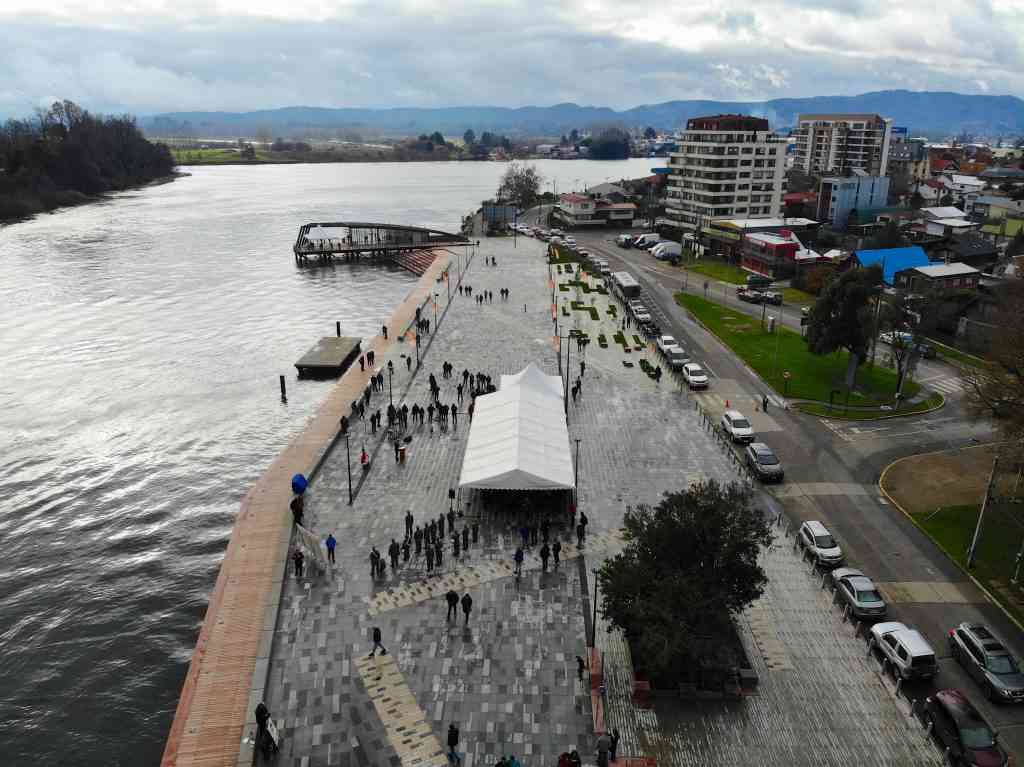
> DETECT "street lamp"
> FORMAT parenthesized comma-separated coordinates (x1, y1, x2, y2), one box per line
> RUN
(574, 438, 581, 497)
(415, 332, 421, 368)
(433, 293, 439, 327)
(344, 432, 353, 505)
(591, 568, 600, 647)
(388, 365, 394, 407)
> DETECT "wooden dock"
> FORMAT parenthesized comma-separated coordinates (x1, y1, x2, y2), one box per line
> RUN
(293, 222, 471, 268)
(295, 336, 361, 378)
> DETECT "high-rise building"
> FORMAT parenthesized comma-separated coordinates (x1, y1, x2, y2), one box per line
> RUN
(792, 114, 893, 177)
(665, 114, 787, 232)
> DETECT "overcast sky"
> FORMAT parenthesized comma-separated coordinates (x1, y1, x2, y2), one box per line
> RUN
(1, 0, 1022, 118)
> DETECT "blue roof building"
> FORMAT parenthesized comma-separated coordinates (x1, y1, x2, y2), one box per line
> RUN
(853, 246, 931, 285)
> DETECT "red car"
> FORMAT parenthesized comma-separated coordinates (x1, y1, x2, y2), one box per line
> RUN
(924, 689, 1008, 766)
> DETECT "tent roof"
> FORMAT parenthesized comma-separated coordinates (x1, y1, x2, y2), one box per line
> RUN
(458, 363, 574, 491)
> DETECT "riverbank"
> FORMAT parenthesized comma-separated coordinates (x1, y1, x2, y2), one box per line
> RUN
(161, 249, 455, 767)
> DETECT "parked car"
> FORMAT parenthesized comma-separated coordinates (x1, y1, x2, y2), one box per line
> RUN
(633, 310, 652, 323)
(616, 234, 633, 248)
(870, 621, 938, 680)
(797, 520, 844, 567)
(720, 410, 754, 443)
(633, 233, 662, 249)
(746, 274, 772, 289)
(651, 242, 682, 260)
(565, 237, 577, 247)
(830, 568, 887, 619)
(745, 442, 784, 482)
(924, 689, 1008, 766)
(948, 622, 1024, 703)
(656, 335, 681, 355)
(738, 289, 764, 304)
(879, 330, 914, 346)
(664, 347, 689, 370)
(760, 291, 783, 305)
(682, 362, 709, 389)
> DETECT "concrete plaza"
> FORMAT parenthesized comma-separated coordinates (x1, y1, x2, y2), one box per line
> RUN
(261, 236, 941, 767)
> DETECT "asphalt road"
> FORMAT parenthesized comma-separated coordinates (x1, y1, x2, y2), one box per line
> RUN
(571, 230, 1024, 761)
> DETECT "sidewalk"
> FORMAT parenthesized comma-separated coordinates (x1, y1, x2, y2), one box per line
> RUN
(261, 236, 943, 767)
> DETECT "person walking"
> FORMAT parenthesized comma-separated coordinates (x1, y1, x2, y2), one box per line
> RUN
(580, 511, 588, 536)
(540, 518, 550, 543)
(461, 526, 469, 551)
(540, 543, 550, 572)
(610, 728, 620, 763)
(405, 510, 414, 538)
(368, 626, 386, 657)
(460, 592, 473, 624)
(576, 655, 586, 682)
(471, 520, 479, 544)
(369, 546, 380, 577)
(290, 495, 305, 528)
(580, 359, 586, 377)
(393, 439, 400, 463)
(446, 589, 459, 621)
(596, 733, 611, 767)
(406, 356, 411, 372)
(576, 521, 585, 546)
(426, 543, 435, 572)
(402, 539, 410, 563)
(325, 533, 337, 565)
(414, 526, 423, 556)
(513, 546, 524, 576)
(446, 508, 455, 532)
(451, 404, 457, 429)
(447, 723, 462, 765)
(553, 539, 561, 569)
(434, 540, 443, 569)
(439, 512, 446, 538)
(292, 547, 304, 578)
(456, 383, 463, 404)
(381, 323, 388, 340)
(359, 354, 365, 372)
(452, 532, 460, 558)
(519, 524, 529, 548)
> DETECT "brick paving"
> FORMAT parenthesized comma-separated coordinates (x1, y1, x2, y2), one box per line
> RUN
(262, 236, 944, 767)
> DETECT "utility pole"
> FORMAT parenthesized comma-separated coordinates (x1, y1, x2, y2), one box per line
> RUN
(344, 433, 353, 505)
(967, 455, 999, 568)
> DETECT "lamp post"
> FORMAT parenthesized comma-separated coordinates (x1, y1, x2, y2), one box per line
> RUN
(415, 332, 421, 368)
(574, 438, 581, 494)
(388, 365, 394, 407)
(344, 433, 353, 505)
(433, 293, 439, 327)
(591, 568, 600, 647)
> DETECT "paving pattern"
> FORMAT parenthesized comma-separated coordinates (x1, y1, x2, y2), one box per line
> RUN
(261, 236, 947, 767)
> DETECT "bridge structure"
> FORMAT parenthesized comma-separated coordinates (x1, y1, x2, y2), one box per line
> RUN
(293, 222, 472, 267)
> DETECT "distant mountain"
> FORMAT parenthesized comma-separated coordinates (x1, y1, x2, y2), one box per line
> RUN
(142, 90, 1024, 140)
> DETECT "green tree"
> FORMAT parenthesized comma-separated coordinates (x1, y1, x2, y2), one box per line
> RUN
(463, 128, 475, 146)
(806, 264, 884, 365)
(429, 131, 445, 147)
(588, 128, 631, 160)
(496, 162, 542, 208)
(643, 126, 657, 140)
(569, 128, 579, 144)
(940, 192, 955, 207)
(598, 481, 772, 678)
(864, 219, 905, 250)
(909, 190, 925, 209)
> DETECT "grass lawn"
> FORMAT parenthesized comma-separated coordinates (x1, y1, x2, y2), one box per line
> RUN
(681, 259, 748, 285)
(677, 292, 918, 404)
(794, 392, 943, 419)
(549, 244, 583, 264)
(782, 287, 817, 306)
(923, 338, 988, 369)
(915, 504, 1024, 628)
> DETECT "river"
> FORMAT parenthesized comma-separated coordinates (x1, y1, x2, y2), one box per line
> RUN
(0, 158, 656, 766)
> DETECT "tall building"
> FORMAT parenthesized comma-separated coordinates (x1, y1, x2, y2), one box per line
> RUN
(792, 114, 893, 177)
(816, 170, 890, 228)
(665, 114, 787, 232)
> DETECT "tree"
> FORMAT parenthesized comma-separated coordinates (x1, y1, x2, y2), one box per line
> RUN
(864, 219, 905, 250)
(496, 162, 542, 208)
(1006, 230, 1024, 259)
(598, 481, 772, 679)
(960, 282, 1024, 446)
(569, 128, 579, 144)
(806, 264, 884, 366)
(463, 128, 475, 146)
(643, 126, 657, 140)
(429, 131, 445, 147)
(940, 192, 955, 207)
(480, 131, 496, 148)
(909, 190, 925, 209)
(588, 128, 631, 160)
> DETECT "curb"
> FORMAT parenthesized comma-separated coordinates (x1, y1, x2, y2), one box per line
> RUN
(790, 392, 946, 422)
(878, 447, 1024, 635)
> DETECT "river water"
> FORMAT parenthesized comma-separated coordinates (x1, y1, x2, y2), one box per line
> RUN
(0, 159, 655, 765)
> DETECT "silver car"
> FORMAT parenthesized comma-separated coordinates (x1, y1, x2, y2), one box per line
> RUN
(948, 622, 1024, 703)
(831, 568, 887, 619)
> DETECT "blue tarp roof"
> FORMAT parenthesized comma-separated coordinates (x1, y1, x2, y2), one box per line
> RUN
(854, 246, 930, 284)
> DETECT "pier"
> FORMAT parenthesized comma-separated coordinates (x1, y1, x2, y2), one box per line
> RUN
(293, 222, 471, 271)
(294, 336, 361, 378)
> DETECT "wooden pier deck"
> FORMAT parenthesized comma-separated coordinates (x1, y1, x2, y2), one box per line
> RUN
(294, 336, 361, 378)
(293, 222, 471, 267)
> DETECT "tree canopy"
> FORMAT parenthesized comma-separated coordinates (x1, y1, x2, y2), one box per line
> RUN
(496, 162, 542, 209)
(598, 480, 772, 678)
(643, 126, 657, 140)
(463, 128, 476, 146)
(0, 99, 174, 222)
(588, 128, 631, 160)
(806, 264, 883, 363)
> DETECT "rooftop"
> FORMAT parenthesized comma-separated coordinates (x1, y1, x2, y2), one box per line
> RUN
(911, 262, 981, 278)
(921, 206, 967, 219)
(854, 245, 931, 284)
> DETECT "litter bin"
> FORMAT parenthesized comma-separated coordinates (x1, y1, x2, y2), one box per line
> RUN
(398, 446, 407, 464)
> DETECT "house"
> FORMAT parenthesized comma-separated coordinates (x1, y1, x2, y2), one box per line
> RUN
(933, 233, 998, 272)
(940, 173, 986, 197)
(739, 229, 830, 279)
(956, 161, 989, 177)
(964, 194, 1024, 221)
(852, 246, 931, 285)
(920, 206, 968, 220)
(586, 182, 629, 199)
(915, 178, 948, 202)
(894, 262, 981, 293)
(554, 192, 637, 228)
(701, 217, 819, 260)
(924, 218, 979, 238)
(930, 158, 959, 175)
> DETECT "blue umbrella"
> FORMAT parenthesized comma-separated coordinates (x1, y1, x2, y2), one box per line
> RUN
(291, 473, 308, 495)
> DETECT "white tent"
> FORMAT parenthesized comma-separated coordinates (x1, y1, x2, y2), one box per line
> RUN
(458, 363, 575, 491)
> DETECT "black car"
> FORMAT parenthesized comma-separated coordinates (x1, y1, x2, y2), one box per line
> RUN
(924, 689, 1008, 767)
(949, 623, 1024, 703)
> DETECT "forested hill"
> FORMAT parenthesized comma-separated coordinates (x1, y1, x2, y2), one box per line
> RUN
(0, 100, 175, 223)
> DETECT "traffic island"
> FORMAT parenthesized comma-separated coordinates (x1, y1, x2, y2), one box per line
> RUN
(791, 391, 945, 420)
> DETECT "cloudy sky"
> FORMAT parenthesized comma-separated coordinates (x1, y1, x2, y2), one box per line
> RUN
(1, 0, 1022, 118)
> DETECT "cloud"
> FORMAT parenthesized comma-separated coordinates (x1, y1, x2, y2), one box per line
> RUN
(0, 0, 1021, 119)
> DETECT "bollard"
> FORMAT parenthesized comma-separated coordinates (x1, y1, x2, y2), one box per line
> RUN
(821, 572, 828, 589)
(842, 603, 850, 622)
(910, 699, 920, 717)
(867, 638, 875, 657)
(853, 620, 862, 637)
(336, 321, 341, 337)
(279, 375, 287, 401)
(895, 676, 903, 697)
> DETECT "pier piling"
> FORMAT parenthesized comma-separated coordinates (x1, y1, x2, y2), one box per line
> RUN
(336, 321, 341, 337)
(279, 375, 287, 401)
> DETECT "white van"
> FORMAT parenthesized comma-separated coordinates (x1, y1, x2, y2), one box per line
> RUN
(633, 233, 661, 249)
(651, 242, 682, 260)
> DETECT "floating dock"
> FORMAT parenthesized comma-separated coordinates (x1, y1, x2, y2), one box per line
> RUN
(295, 336, 362, 378)
(293, 221, 471, 268)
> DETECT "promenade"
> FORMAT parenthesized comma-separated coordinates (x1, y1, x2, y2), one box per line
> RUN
(258, 235, 942, 767)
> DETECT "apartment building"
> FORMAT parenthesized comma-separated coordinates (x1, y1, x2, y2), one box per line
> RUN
(665, 114, 787, 232)
(792, 113, 893, 176)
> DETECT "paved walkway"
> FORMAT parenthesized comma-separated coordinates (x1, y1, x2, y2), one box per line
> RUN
(262, 237, 944, 767)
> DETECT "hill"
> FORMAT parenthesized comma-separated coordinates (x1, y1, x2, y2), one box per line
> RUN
(142, 91, 1024, 140)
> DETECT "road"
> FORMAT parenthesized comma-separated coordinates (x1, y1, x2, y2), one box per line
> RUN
(573, 230, 1024, 760)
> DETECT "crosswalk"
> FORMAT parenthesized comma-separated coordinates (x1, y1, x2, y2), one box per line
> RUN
(918, 374, 964, 395)
(367, 529, 626, 617)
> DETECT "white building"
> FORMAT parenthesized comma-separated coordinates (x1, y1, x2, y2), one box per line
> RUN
(792, 113, 893, 177)
(665, 114, 787, 232)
